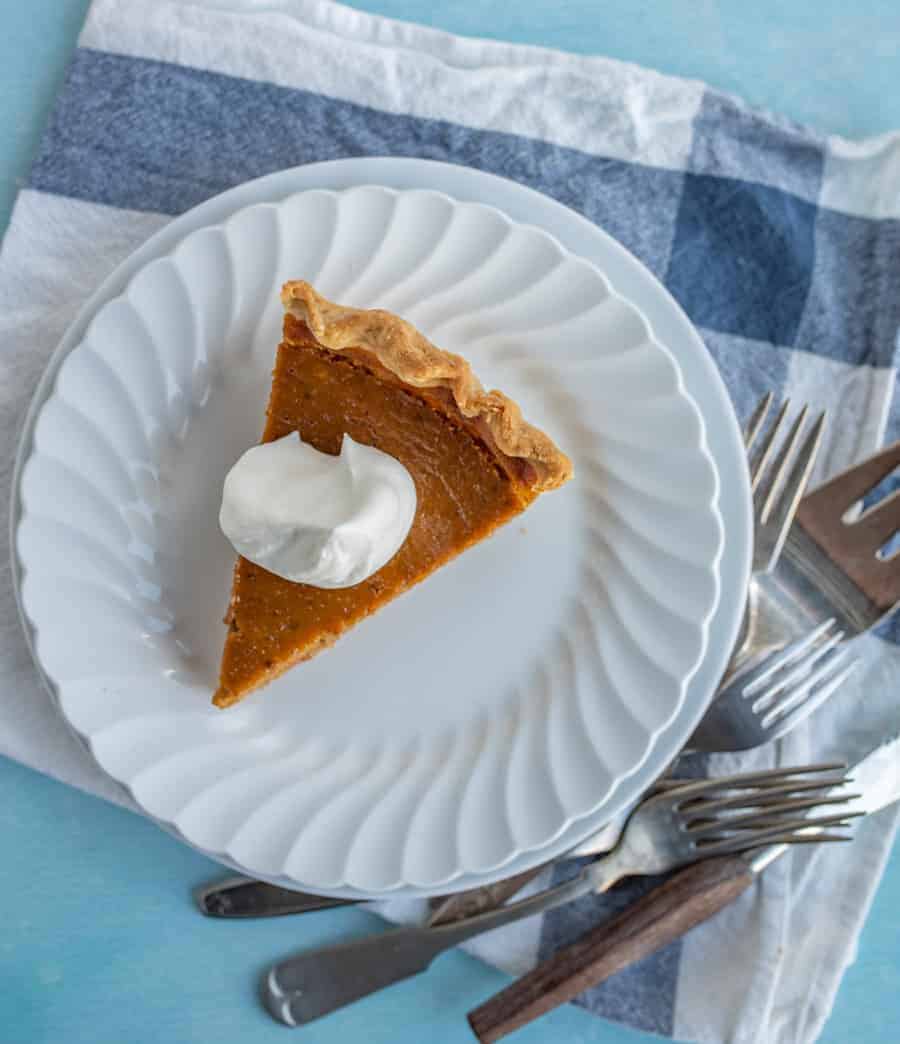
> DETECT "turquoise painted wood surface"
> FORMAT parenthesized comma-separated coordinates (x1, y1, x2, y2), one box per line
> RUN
(2, 3, 898, 1041)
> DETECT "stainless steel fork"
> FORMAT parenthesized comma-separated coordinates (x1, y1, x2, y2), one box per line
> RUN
(720, 394, 826, 685)
(262, 764, 859, 1027)
(747, 440, 900, 656)
(745, 392, 826, 574)
(688, 617, 858, 751)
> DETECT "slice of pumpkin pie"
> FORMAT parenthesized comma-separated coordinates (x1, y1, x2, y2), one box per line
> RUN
(214, 281, 572, 707)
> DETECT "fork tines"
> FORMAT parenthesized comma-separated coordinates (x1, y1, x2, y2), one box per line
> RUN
(693, 623, 860, 753)
(746, 393, 827, 574)
(796, 439, 900, 613)
(742, 619, 858, 732)
(668, 764, 861, 853)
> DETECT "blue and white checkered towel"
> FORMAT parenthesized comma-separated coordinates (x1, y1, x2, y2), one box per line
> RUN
(1, 2, 899, 1041)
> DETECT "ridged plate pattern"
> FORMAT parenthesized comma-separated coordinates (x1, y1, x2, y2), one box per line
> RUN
(16, 187, 722, 892)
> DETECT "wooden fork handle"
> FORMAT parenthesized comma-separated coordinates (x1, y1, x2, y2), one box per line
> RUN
(467, 855, 754, 1043)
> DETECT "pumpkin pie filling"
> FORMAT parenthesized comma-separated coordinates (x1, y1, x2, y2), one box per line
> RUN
(214, 283, 572, 708)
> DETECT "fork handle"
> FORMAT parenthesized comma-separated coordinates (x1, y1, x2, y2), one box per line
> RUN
(427, 866, 549, 925)
(264, 864, 612, 1026)
(195, 877, 358, 918)
(467, 855, 755, 1043)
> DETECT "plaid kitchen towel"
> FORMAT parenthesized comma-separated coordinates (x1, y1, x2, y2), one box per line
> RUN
(2, 1, 899, 1041)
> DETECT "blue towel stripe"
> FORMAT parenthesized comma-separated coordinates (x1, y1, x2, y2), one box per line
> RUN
(32, 49, 900, 376)
(30, 48, 681, 278)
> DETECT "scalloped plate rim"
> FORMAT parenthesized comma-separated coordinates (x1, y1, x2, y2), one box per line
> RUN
(10, 162, 744, 898)
(14, 185, 722, 890)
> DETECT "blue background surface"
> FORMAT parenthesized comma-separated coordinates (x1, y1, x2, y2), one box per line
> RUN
(2, 3, 899, 1042)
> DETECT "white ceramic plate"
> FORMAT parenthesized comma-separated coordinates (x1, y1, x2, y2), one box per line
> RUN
(15, 183, 724, 892)
(13, 160, 751, 896)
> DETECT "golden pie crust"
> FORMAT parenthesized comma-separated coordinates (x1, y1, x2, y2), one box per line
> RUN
(282, 282, 572, 493)
(213, 282, 572, 707)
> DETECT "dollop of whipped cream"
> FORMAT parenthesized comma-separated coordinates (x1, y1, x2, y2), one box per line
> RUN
(220, 432, 417, 588)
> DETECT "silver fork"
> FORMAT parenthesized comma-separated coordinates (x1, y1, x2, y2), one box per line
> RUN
(263, 764, 859, 1027)
(688, 617, 857, 752)
(745, 392, 826, 575)
(758, 440, 900, 645)
(718, 393, 827, 700)
(682, 394, 840, 754)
